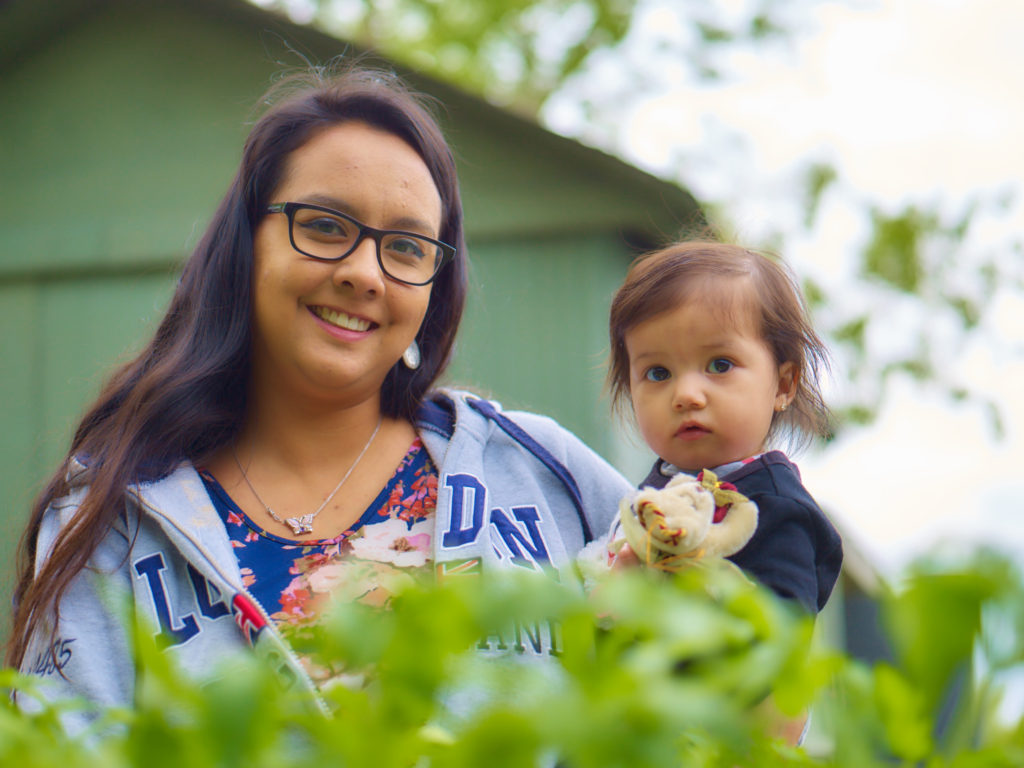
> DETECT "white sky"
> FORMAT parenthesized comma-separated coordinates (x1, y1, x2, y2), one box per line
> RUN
(547, 0, 1024, 577)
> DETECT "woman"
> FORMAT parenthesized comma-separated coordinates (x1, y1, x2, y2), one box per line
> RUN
(8, 65, 632, 729)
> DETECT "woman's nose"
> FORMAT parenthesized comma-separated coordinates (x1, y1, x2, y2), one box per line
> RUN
(332, 236, 386, 295)
(671, 373, 706, 411)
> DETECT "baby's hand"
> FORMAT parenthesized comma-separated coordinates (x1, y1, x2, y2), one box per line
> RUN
(609, 541, 641, 570)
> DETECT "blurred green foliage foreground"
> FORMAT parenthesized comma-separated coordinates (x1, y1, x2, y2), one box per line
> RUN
(3, 554, 1023, 767)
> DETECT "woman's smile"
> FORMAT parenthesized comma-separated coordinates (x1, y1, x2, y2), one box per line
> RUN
(309, 305, 376, 333)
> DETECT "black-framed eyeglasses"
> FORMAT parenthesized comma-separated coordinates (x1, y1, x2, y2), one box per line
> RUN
(266, 202, 454, 286)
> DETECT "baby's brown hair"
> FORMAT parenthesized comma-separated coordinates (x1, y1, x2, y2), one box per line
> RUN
(608, 241, 832, 451)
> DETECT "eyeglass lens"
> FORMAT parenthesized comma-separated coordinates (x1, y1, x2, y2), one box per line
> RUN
(290, 205, 442, 284)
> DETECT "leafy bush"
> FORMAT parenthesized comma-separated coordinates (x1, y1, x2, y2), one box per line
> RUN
(3, 553, 1022, 766)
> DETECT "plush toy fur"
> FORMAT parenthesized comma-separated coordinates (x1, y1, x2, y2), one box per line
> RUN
(612, 470, 759, 571)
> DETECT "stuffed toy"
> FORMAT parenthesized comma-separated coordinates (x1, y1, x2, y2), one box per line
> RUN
(615, 469, 758, 570)
(577, 469, 759, 584)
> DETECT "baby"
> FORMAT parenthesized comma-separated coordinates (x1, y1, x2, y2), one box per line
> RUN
(605, 241, 843, 613)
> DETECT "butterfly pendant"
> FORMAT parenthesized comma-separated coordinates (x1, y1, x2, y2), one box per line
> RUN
(285, 514, 315, 536)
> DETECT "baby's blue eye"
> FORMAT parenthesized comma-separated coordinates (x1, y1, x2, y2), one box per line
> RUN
(644, 366, 670, 382)
(708, 358, 733, 374)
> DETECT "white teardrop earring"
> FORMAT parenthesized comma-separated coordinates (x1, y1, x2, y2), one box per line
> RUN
(402, 339, 421, 370)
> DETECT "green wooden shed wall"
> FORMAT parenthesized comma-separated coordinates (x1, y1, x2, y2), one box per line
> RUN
(0, 0, 700, 613)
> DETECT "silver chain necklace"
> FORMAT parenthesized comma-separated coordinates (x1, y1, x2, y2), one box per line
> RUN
(232, 416, 383, 536)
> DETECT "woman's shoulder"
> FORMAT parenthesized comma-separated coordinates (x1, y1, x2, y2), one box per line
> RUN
(37, 456, 233, 574)
(35, 458, 133, 574)
(419, 389, 631, 492)
(419, 389, 592, 452)
(42, 456, 206, 538)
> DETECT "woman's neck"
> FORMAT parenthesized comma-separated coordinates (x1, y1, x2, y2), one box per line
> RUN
(209, 386, 419, 539)
(238, 386, 387, 474)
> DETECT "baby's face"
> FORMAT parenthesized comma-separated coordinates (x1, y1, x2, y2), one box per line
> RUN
(626, 300, 794, 473)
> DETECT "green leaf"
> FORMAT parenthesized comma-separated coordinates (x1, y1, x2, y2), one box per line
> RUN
(861, 206, 935, 292)
(833, 315, 868, 351)
(803, 161, 838, 229)
(801, 277, 826, 309)
(947, 295, 981, 329)
(883, 568, 1000, 714)
(7, 551, 1024, 765)
(873, 664, 934, 760)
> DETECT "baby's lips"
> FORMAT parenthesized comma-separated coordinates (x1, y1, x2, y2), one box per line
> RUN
(674, 424, 711, 442)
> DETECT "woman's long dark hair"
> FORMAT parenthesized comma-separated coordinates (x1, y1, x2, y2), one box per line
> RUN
(6, 64, 468, 668)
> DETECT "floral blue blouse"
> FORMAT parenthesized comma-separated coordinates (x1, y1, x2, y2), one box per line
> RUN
(199, 439, 437, 684)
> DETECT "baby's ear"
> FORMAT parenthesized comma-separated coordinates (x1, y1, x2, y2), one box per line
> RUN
(776, 361, 798, 409)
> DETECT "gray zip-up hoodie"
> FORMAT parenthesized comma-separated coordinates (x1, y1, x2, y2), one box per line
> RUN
(19, 391, 631, 733)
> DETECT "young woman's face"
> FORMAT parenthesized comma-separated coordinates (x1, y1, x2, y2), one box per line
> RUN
(250, 121, 441, 406)
(626, 296, 795, 473)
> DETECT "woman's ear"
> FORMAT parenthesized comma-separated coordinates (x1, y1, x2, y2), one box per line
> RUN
(775, 361, 798, 411)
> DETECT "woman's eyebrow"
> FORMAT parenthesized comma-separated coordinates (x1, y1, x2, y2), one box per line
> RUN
(297, 192, 353, 212)
(299, 193, 438, 234)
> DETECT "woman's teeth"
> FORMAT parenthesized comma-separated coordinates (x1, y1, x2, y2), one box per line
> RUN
(313, 307, 371, 332)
